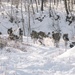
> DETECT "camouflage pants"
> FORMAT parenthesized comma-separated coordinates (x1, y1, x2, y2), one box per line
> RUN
(65, 41, 68, 48)
(19, 35, 23, 42)
(33, 38, 37, 44)
(54, 40, 59, 47)
(38, 38, 45, 46)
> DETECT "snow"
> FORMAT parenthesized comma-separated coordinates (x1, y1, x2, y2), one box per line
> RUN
(57, 47, 75, 58)
(0, 36, 74, 75)
(0, 1, 75, 75)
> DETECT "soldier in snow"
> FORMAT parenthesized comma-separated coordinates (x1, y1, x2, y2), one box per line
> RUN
(7, 27, 14, 40)
(19, 28, 23, 42)
(30, 30, 39, 43)
(52, 31, 61, 47)
(7, 27, 13, 35)
(63, 34, 69, 48)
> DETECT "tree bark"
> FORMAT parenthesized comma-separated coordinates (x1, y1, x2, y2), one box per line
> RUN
(64, 0, 69, 15)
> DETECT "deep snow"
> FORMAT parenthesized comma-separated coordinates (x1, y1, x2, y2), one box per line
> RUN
(0, 1, 75, 75)
(0, 35, 75, 75)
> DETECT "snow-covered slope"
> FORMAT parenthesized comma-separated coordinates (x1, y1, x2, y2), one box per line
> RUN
(0, 1, 75, 75)
(57, 47, 75, 58)
(0, 35, 74, 75)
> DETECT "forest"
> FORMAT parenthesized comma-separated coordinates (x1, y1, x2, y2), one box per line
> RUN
(0, 0, 75, 75)
(0, 0, 75, 36)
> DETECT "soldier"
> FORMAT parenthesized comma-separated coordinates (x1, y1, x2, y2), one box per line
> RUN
(7, 27, 13, 35)
(7, 27, 14, 40)
(52, 31, 61, 47)
(38, 31, 49, 45)
(63, 34, 69, 48)
(19, 28, 23, 42)
(30, 30, 38, 43)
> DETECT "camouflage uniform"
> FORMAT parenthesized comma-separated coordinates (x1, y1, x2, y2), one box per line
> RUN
(63, 34, 69, 48)
(30, 30, 38, 43)
(52, 32, 61, 47)
(19, 28, 23, 42)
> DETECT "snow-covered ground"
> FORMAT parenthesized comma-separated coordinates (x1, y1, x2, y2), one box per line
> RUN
(0, 36, 75, 75)
(0, 1, 75, 75)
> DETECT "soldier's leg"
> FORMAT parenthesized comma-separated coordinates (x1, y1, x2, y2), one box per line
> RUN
(54, 40, 56, 46)
(65, 41, 68, 49)
(33, 38, 35, 44)
(19, 35, 21, 42)
(56, 40, 59, 48)
(20, 35, 23, 42)
(21, 35, 23, 42)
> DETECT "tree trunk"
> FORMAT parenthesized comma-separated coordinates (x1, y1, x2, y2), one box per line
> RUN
(64, 0, 69, 15)
(35, 0, 38, 12)
(41, 0, 44, 11)
(21, 0, 25, 36)
(28, 0, 31, 36)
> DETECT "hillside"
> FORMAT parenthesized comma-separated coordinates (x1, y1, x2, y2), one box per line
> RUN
(0, 1, 75, 75)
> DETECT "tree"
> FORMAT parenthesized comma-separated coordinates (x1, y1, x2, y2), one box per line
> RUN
(64, 0, 69, 15)
(27, 0, 31, 36)
(35, 0, 38, 12)
(41, 0, 44, 11)
(21, 0, 25, 36)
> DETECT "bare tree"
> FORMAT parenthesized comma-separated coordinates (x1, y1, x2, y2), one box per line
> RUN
(41, 0, 44, 11)
(64, 0, 69, 15)
(27, 0, 31, 36)
(35, 0, 38, 12)
(21, 0, 25, 36)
